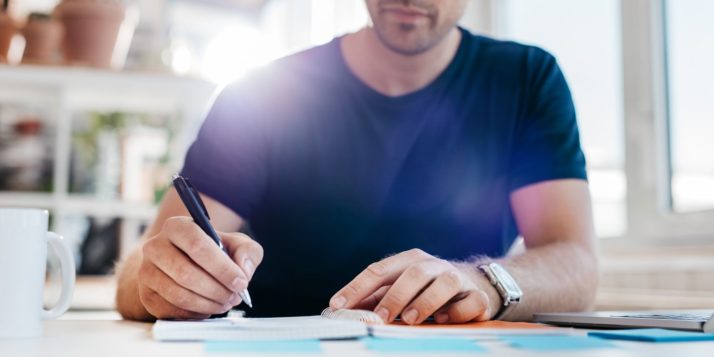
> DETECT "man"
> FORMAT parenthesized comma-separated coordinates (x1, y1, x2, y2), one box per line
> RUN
(116, 0, 598, 324)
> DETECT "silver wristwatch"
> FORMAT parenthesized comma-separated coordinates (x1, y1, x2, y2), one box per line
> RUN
(478, 262, 523, 320)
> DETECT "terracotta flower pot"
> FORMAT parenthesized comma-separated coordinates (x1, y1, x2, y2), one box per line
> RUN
(54, 0, 125, 68)
(0, 11, 17, 63)
(21, 14, 64, 65)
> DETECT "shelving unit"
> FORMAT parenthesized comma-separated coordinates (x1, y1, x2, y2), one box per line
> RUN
(0, 64, 216, 264)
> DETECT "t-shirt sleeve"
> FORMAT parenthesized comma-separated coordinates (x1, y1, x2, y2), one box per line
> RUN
(508, 49, 588, 192)
(180, 83, 268, 219)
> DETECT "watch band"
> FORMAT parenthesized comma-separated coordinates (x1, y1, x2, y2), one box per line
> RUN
(478, 263, 523, 320)
(494, 296, 518, 321)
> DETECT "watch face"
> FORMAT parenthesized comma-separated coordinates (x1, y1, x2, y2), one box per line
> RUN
(490, 263, 523, 298)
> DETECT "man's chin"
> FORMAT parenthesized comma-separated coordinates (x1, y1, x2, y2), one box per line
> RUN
(384, 43, 431, 56)
(375, 29, 435, 55)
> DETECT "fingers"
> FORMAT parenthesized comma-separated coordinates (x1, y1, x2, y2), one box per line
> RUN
(162, 217, 248, 292)
(434, 290, 491, 324)
(139, 262, 233, 316)
(400, 269, 465, 325)
(330, 248, 497, 326)
(353, 285, 390, 311)
(221, 232, 264, 280)
(330, 249, 432, 310)
(137, 216, 265, 320)
(373, 259, 453, 323)
(144, 236, 236, 305)
(138, 285, 209, 320)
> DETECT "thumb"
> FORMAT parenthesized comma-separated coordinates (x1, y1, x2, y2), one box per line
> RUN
(220, 232, 264, 280)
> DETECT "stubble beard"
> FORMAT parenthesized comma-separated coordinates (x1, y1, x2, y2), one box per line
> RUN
(372, 14, 453, 56)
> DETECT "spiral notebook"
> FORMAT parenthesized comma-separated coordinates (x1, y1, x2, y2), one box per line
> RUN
(153, 308, 561, 341)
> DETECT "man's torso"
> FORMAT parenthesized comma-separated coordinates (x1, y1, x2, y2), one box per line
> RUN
(181, 28, 585, 316)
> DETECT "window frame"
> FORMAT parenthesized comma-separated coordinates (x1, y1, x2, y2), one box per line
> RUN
(621, 0, 714, 242)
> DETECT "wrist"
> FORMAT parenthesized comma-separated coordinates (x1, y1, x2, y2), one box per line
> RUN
(477, 262, 523, 320)
(454, 262, 502, 320)
(473, 270, 503, 320)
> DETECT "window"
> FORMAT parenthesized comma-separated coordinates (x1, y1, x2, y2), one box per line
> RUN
(499, 0, 625, 237)
(666, 0, 714, 213)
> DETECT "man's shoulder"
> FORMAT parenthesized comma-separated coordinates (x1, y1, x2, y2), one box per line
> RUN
(462, 29, 557, 71)
(221, 39, 341, 102)
(468, 30, 554, 59)
(251, 40, 338, 81)
(278, 39, 339, 69)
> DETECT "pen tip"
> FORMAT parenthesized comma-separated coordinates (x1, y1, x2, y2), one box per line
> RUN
(239, 291, 252, 308)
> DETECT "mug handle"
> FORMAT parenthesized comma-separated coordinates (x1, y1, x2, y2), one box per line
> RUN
(42, 232, 76, 320)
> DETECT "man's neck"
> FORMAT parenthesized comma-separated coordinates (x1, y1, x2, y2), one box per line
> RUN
(341, 27, 462, 97)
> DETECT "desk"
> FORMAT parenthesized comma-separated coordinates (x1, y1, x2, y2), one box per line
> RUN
(2, 312, 714, 357)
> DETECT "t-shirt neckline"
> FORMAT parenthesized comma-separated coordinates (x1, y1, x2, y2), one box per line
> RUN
(333, 27, 471, 105)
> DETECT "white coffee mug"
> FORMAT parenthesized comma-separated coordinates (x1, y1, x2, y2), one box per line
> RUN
(0, 208, 76, 338)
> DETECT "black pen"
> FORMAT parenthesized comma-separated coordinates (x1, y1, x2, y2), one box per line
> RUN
(172, 174, 253, 308)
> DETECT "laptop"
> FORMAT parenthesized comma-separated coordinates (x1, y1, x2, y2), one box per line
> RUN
(534, 310, 714, 332)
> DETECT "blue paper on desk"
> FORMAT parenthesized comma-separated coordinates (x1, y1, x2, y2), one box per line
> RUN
(502, 335, 615, 351)
(588, 329, 714, 343)
(364, 337, 487, 353)
(205, 340, 322, 353)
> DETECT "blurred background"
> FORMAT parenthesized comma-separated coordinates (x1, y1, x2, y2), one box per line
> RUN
(0, 0, 712, 312)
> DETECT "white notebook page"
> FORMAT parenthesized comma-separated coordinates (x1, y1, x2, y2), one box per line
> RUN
(153, 316, 368, 341)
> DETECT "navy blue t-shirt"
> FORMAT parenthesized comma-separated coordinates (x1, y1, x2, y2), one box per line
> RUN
(181, 28, 587, 317)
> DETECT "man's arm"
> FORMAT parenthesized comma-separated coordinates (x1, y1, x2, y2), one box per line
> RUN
(329, 179, 598, 324)
(115, 188, 263, 321)
(489, 178, 598, 320)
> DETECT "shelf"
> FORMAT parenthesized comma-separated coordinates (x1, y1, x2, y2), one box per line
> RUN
(0, 192, 55, 208)
(63, 195, 157, 220)
(0, 64, 217, 115)
(0, 65, 215, 260)
(0, 193, 157, 220)
(0, 64, 213, 91)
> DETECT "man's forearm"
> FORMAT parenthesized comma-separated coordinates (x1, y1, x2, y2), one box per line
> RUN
(460, 240, 598, 321)
(499, 240, 598, 321)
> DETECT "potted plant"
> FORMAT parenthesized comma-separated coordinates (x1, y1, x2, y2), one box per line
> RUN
(0, 1, 16, 63)
(21, 12, 64, 65)
(54, 0, 126, 68)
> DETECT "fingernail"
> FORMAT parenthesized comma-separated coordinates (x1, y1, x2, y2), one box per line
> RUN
(435, 312, 449, 324)
(231, 277, 246, 291)
(402, 309, 418, 325)
(229, 292, 242, 305)
(243, 259, 255, 277)
(331, 295, 346, 309)
(376, 307, 389, 322)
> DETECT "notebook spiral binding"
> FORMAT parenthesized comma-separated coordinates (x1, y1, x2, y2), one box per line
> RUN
(321, 308, 385, 325)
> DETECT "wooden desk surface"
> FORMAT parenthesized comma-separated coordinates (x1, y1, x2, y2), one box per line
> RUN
(1, 312, 714, 356)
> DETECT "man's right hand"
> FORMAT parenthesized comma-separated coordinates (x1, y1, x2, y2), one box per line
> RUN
(137, 216, 263, 320)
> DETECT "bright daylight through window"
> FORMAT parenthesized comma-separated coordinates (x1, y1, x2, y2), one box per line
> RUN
(666, 0, 714, 213)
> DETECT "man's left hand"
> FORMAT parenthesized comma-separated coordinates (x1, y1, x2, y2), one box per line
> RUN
(329, 249, 501, 325)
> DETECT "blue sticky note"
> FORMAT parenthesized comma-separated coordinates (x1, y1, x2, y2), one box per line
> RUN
(502, 335, 615, 351)
(364, 337, 486, 353)
(205, 340, 322, 353)
(588, 329, 714, 343)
